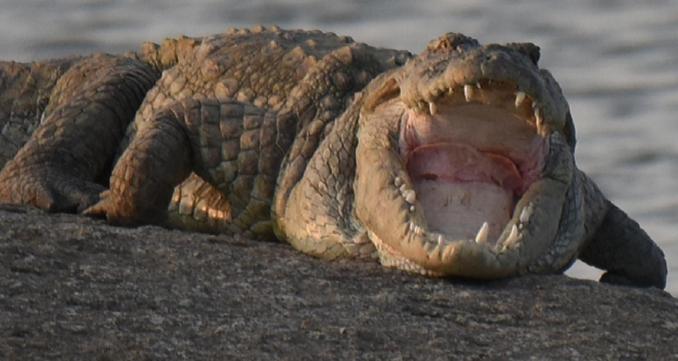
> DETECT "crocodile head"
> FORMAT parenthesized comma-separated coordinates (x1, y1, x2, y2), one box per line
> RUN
(355, 33, 577, 278)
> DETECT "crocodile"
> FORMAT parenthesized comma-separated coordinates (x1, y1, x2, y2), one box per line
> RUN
(0, 27, 667, 288)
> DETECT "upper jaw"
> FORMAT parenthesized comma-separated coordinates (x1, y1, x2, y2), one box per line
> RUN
(395, 38, 571, 138)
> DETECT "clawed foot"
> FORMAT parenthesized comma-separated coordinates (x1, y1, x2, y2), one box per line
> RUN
(81, 190, 112, 218)
(82, 190, 132, 225)
(0, 166, 104, 213)
(82, 189, 165, 226)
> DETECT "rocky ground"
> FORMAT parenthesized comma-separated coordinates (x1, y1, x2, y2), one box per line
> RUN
(0, 205, 677, 360)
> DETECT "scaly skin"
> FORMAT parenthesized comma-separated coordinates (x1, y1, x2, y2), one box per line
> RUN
(0, 27, 667, 288)
(0, 58, 78, 167)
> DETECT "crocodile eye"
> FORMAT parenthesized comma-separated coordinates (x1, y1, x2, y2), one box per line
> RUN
(364, 77, 400, 111)
(505, 42, 541, 65)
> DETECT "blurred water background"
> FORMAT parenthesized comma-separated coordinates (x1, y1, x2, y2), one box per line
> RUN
(1, 0, 676, 294)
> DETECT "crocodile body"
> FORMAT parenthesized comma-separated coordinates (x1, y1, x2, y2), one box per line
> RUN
(0, 27, 667, 288)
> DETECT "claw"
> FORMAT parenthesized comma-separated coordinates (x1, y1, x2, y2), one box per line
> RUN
(81, 191, 111, 219)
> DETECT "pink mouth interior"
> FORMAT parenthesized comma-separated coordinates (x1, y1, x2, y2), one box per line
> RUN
(407, 143, 523, 194)
(401, 104, 545, 244)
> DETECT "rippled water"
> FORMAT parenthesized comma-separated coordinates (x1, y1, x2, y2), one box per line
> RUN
(1, 0, 677, 294)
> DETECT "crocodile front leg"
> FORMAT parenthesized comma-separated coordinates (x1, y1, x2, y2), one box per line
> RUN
(0, 54, 159, 212)
(85, 102, 193, 225)
(86, 98, 289, 239)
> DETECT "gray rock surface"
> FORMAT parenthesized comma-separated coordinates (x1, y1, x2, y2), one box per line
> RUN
(1, 205, 676, 360)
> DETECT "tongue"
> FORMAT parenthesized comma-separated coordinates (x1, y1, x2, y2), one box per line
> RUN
(406, 143, 520, 242)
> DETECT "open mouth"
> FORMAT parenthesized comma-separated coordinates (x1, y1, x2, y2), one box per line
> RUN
(399, 80, 547, 247)
(354, 74, 573, 278)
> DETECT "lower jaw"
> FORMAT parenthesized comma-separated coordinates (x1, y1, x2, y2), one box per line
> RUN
(359, 172, 568, 278)
(366, 177, 554, 278)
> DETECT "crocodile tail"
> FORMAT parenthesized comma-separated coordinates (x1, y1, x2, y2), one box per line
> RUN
(577, 171, 667, 289)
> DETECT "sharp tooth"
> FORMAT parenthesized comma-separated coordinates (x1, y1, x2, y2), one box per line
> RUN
(399, 184, 406, 193)
(403, 189, 416, 204)
(534, 107, 543, 128)
(394, 176, 403, 187)
(409, 222, 415, 232)
(447, 87, 454, 95)
(515, 91, 526, 108)
(409, 205, 415, 212)
(464, 84, 474, 102)
(475, 222, 489, 244)
(504, 224, 520, 247)
(437, 234, 444, 244)
(428, 101, 437, 115)
(519, 205, 533, 224)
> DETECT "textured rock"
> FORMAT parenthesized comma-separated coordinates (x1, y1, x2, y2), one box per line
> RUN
(0, 205, 676, 360)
